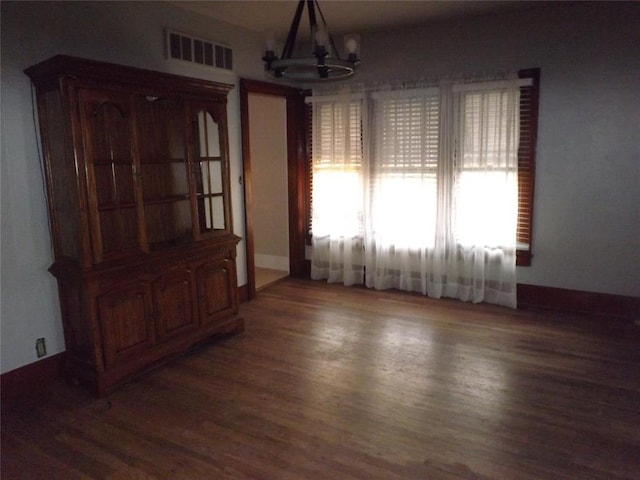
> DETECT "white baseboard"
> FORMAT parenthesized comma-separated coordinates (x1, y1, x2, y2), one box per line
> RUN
(255, 254, 289, 272)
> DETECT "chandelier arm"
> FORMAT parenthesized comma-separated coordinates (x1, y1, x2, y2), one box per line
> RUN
(307, 0, 318, 32)
(313, 0, 342, 60)
(328, 34, 341, 60)
(282, 0, 305, 59)
(313, 0, 328, 29)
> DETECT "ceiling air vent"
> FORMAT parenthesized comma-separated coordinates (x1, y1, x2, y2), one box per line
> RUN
(166, 29, 233, 72)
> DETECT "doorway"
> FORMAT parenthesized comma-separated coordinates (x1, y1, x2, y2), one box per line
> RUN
(240, 79, 308, 299)
(248, 93, 289, 290)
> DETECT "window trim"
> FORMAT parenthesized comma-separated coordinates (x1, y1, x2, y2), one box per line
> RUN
(516, 68, 540, 266)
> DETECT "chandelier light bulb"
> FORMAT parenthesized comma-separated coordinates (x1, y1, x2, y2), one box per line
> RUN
(264, 32, 276, 52)
(345, 37, 357, 54)
(315, 28, 328, 47)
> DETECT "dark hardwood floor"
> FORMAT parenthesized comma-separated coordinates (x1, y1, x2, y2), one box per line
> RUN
(2, 278, 639, 479)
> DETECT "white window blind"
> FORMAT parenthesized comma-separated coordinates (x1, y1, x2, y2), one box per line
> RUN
(370, 89, 440, 248)
(455, 88, 520, 247)
(310, 97, 364, 238)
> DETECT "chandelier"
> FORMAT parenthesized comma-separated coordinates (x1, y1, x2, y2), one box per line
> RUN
(262, 0, 360, 81)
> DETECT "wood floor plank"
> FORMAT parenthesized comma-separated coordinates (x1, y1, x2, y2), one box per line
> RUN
(2, 278, 639, 479)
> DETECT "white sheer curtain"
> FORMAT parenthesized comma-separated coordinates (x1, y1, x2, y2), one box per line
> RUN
(364, 88, 441, 292)
(309, 94, 365, 285)
(310, 77, 524, 308)
(449, 81, 521, 307)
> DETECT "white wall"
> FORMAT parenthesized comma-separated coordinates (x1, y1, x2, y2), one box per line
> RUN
(2, 1, 639, 375)
(353, 3, 640, 297)
(0, 1, 265, 374)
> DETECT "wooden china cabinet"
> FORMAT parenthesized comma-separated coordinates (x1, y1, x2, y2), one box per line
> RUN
(25, 55, 243, 396)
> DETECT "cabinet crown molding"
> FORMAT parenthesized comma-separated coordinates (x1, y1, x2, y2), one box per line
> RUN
(25, 55, 234, 99)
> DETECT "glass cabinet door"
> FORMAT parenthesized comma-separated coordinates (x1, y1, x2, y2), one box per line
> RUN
(191, 105, 231, 236)
(135, 96, 193, 250)
(80, 89, 145, 263)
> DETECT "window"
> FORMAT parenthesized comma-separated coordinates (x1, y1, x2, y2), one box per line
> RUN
(454, 86, 519, 249)
(370, 88, 440, 248)
(310, 95, 364, 238)
(306, 69, 539, 266)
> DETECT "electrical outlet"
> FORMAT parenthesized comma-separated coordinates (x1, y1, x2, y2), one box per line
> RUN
(35, 338, 47, 358)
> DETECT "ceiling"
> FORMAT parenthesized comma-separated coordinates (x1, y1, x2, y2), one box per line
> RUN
(174, 1, 547, 38)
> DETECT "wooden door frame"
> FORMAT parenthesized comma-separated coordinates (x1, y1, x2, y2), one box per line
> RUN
(240, 79, 308, 300)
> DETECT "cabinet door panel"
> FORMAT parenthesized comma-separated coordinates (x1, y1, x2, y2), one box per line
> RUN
(98, 208, 139, 255)
(97, 284, 154, 367)
(136, 96, 194, 250)
(153, 268, 197, 340)
(80, 88, 146, 263)
(196, 258, 237, 327)
(188, 103, 232, 238)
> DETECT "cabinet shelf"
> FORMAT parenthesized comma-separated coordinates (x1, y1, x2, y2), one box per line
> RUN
(140, 158, 188, 165)
(196, 192, 224, 198)
(97, 202, 137, 211)
(98, 195, 192, 211)
(142, 194, 191, 206)
(93, 160, 135, 167)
